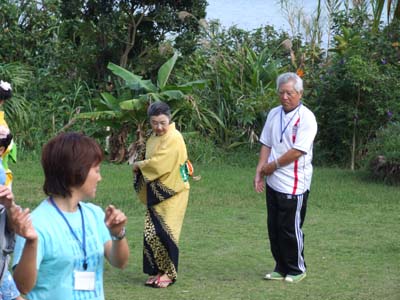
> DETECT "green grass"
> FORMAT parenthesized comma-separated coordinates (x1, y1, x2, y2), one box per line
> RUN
(11, 161, 400, 300)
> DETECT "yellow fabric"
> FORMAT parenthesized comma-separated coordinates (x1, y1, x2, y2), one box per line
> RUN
(0, 111, 7, 127)
(137, 122, 190, 204)
(136, 122, 190, 280)
(153, 189, 189, 244)
(142, 189, 189, 280)
(0, 111, 15, 188)
(5, 172, 12, 187)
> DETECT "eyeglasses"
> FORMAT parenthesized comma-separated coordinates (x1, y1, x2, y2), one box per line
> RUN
(150, 120, 169, 128)
(278, 90, 298, 97)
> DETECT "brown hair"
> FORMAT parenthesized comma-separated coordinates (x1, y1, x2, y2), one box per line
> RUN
(41, 132, 103, 198)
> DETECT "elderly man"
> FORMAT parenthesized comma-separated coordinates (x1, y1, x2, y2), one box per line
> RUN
(254, 72, 317, 283)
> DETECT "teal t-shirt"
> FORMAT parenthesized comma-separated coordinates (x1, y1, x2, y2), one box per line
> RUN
(13, 200, 111, 300)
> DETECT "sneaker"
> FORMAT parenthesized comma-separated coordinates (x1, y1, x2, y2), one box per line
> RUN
(264, 271, 284, 280)
(284, 272, 307, 283)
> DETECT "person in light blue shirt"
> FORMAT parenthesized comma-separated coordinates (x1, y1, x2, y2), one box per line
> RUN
(12, 132, 130, 300)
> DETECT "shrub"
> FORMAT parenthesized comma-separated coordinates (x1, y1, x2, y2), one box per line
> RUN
(308, 9, 400, 169)
(184, 132, 223, 164)
(364, 122, 400, 184)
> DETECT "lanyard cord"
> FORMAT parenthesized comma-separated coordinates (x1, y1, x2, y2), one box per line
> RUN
(49, 197, 88, 270)
(280, 103, 302, 143)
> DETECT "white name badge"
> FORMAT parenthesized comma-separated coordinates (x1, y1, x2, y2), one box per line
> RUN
(74, 271, 96, 291)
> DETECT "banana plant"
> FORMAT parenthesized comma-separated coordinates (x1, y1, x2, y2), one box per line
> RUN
(111, 52, 206, 111)
(75, 52, 206, 163)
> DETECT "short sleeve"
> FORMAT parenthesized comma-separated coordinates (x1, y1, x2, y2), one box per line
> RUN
(259, 108, 279, 147)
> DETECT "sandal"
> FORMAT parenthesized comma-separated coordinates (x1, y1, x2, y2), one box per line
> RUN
(145, 276, 157, 286)
(153, 275, 174, 288)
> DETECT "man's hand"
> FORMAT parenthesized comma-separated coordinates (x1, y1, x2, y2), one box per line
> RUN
(104, 205, 127, 238)
(261, 162, 277, 176)
(254, 172, 265, 193)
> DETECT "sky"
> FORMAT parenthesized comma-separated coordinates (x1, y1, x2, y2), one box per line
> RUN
(206, 0, 318, 32)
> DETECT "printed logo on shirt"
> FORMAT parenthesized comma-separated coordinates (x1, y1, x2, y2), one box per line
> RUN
(292, 118, 300, 143)
(292, 124, 298, 137)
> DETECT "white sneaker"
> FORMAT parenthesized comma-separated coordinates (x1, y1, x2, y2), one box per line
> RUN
(284, 272, 307, 283)
(264, 271, 284, 280)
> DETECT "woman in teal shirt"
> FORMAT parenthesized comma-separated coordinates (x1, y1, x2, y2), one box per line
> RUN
(13, 132, 130, 300)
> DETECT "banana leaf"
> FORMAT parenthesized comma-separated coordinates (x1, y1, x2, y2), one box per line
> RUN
(75, 110, 122, 120)
(157, 52, 178, 90)
(107, 63, 157, 92)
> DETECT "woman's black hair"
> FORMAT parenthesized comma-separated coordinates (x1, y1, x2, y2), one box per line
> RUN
(147, 101, 171, 119)
(0, 133, 12, 150)
(0, 82, 12, 101)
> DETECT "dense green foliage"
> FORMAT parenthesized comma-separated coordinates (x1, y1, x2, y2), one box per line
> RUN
(0, 63, 31, 132)
(363, 122, 400, 184)
(177, 23, 291, 147)
(309, 9, 400, 169)
(1, 0, 206, 78)
(75, 52, 207, 162)
(0, 0, 206, 155)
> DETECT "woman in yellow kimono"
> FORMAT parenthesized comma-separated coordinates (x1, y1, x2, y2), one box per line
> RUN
(133, 101, 190, 288)
(0, 81, 16, 188)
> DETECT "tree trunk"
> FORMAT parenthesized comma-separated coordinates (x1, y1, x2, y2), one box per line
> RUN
(127, 123, 146, 165)
(351, 118, 356, 171)
(120, 13, 145, 68)
(109, 125, 130, 163)
(351, 87, 361, 171)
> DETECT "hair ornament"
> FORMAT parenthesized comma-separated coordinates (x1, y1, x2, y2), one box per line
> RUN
(0, 81, 11, 91)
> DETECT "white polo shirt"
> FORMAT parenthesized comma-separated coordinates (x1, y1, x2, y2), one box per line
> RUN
(260, 104, 317, 195)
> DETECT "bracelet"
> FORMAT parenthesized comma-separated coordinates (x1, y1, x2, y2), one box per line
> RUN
(274, 159, 281, 169)
(111, 227, 126, 241)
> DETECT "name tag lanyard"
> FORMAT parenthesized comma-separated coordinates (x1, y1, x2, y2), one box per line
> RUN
(280, 103, 302, 143)
(50, 196, 88, 270)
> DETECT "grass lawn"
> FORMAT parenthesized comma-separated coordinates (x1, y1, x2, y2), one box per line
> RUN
(12, 160, 400, 300)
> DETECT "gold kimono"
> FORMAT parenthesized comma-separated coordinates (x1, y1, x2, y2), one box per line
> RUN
(0, 111, 16, 187)
(134, 122, 189, 281)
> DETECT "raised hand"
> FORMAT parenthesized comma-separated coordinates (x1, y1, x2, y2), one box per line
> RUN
(9, 204, 38, 241)
(132, 162, 140, 173)
(0, 185, 14, 209)
(104, 205, 127, 238)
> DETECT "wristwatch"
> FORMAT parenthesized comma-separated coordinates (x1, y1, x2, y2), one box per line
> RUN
(111, 227, 126, 241)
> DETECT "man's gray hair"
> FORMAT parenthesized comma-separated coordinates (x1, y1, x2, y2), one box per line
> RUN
(276, 72, 303, 93)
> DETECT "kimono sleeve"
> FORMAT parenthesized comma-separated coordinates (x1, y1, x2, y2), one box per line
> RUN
(137, 134, 183, 182)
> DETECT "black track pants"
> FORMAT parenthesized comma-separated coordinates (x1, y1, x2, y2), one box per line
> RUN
(266, 185, 309, 276)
